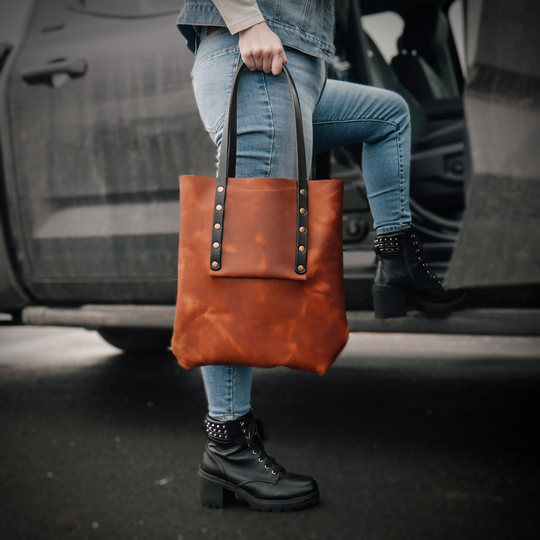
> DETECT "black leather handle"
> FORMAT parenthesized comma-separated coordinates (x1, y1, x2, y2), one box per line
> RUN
(210, 59, 309, 274)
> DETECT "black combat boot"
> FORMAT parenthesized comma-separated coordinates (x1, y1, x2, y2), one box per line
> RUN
(199, 410, 319, 512)
(372, 227, 466, 318)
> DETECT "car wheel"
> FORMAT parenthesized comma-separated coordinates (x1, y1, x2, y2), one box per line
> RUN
(97, 328, 172, 355)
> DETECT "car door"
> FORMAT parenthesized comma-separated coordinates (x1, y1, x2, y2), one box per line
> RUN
(5, 0, 215, 303)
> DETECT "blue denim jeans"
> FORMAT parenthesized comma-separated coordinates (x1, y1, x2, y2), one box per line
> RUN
(191, 27, 412, 420)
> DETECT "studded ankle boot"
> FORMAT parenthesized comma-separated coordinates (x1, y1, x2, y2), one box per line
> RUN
(199, 410, 319, 512)
(372, 227, 466, 318)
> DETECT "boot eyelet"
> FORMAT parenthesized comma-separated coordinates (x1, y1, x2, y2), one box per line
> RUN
(271, 470, 277, 475)
(258, 457, 264, 462)
(264, 465, 270, 469)
(252, 449, 257, 455)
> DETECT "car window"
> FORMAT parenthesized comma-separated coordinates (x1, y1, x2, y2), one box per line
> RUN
(65, 0, 180, 18)
(361, 11, 404, 65)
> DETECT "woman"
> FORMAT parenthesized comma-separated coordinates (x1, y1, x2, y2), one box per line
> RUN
(175, 0, 465, 512)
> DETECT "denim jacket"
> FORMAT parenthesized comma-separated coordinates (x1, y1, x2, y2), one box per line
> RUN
(176, 0, 336, 62)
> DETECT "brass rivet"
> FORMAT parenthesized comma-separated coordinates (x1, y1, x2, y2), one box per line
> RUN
(211, 261, 219, 268)
(214, 223, 221, 230)
(217, 186, 224, 193)
(213, 242, 219, 248)
(299, 245, 305, 253)
(299, 207, 306, 214)
(216, 204, 223, 211)
(297, 265, 305, 272)
(300, 189, 306, 195)
(299, 226, 306, 233)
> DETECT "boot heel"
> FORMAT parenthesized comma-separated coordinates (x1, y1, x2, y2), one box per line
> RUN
(200, 476, 233, 508)
(372, 287, 408, 318)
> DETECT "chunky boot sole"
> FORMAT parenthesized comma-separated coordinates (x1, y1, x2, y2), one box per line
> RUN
(199, 468, 319, 512)
(373, 285, 467, 319)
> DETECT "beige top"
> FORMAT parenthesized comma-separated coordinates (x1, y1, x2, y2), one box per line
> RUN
(212, 0, 265, 34)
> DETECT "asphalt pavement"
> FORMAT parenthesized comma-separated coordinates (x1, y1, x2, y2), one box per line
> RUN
(0, 324, 539, 540)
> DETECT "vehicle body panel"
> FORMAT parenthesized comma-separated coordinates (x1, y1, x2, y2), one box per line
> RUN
(3, 0, 211, 304)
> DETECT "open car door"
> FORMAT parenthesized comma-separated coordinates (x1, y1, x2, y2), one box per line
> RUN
(446, 0, 540, 289)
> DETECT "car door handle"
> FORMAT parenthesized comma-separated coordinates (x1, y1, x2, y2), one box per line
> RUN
(21, 58, 87, 82)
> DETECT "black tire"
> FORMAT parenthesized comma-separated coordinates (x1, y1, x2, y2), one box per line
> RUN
(97, 327, 172, 355)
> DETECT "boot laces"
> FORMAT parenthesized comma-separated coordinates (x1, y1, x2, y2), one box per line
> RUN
(241, 418, 284, 474)
(410, 233, 441, 283)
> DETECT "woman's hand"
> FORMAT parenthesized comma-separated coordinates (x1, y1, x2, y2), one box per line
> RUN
(238, 21, 288, 76)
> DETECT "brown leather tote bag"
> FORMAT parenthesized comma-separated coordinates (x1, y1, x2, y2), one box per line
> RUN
(171, 60, 349, 375)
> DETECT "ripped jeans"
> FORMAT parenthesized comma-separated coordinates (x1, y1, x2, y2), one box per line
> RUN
(191, 26, 411, 420)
